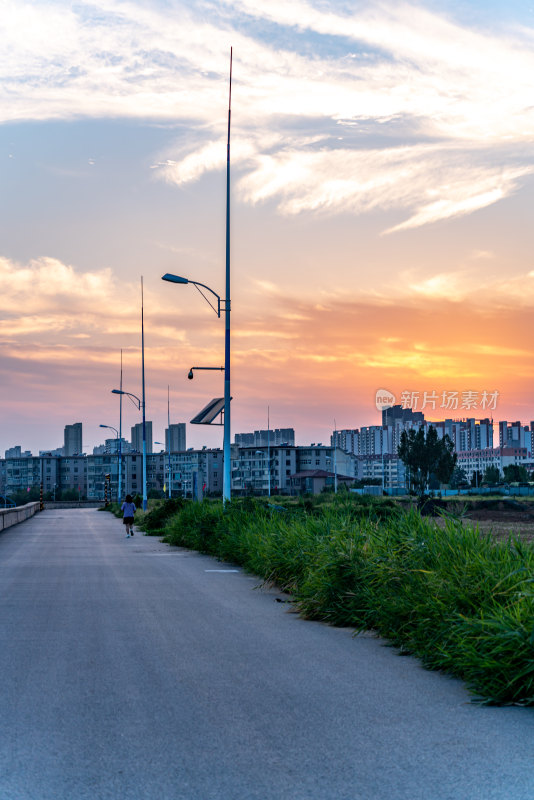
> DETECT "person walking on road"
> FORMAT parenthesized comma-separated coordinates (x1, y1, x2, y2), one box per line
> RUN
(121, 494, 136, 537)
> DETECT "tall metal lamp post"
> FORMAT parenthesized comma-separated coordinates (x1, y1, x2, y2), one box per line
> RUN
(154, 441, 169, 498)
(162, 275, 231, 502)
(100, 424, 119, 501)
(111, 389, 146, 510)
(161, 49, 232, 504)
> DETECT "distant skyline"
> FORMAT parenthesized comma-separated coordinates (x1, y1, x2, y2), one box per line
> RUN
(1, 1, 533, 454)
(5, 410, 532, 459)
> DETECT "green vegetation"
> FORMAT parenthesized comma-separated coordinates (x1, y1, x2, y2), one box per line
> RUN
(138, 496, 187, 535)
(483, 466, 501, 486)
(398, 425, 457, 496)
(503, 464, 529, 483)
(10, 487, 87, 504)
(139, 494, 534, 705)
(449, 466, 468, 489)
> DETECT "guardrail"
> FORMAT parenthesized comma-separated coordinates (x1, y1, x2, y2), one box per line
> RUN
(43, 501, 103, 509)
(0, 502, 41, 532)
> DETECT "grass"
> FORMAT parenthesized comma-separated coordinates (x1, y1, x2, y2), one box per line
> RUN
(136, 495, 534, 704)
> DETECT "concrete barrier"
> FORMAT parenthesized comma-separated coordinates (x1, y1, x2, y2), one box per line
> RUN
(0, 502, 41, 532)
(43, 501, 103, 510)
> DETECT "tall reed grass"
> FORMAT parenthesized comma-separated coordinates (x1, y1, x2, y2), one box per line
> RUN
(146, 496, 534, 705)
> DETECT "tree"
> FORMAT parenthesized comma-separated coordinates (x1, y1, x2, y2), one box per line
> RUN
(398, 425, 457, 497)
(61, 488, 81, 501)
(470, 470, 483, 489)
(11, 486, 40, 505)
(483, 465, 501, 486)
(503, 464, 529, 483)
(449, 466, 467, 489)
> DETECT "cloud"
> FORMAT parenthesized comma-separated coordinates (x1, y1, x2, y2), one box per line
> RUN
(237, 143, 533, 228)
(2, 1, 534, 231)
(0, 256, 117, 314)
(404, 266, 534, 306)
(1, 252, 533, 449)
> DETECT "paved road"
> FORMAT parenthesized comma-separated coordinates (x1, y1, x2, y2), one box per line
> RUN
(0, 510, 533, 800)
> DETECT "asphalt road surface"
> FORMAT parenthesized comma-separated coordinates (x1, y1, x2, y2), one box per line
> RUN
(1, 509, 533, 800)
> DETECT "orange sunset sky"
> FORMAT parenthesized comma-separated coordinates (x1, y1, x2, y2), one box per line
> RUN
(1, 1, 533, 453)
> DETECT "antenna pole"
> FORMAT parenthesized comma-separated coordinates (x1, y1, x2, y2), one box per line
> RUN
(118, 349, 123, 502)
(141, 276, 147, 510)
(223, 48, 232, 504)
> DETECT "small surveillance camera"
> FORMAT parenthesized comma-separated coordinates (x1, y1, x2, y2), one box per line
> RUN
(188, 369, 194, 380)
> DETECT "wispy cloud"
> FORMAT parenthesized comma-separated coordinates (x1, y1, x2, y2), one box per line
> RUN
(2, 1, 534, 231)
(237, 144, 532, 229)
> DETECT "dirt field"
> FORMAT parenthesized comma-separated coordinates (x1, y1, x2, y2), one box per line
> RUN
(434, 500, 534, 543)
(465, 514, 534, 543)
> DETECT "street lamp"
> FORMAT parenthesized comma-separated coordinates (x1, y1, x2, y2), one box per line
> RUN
(100, 424, 119, 501)
(325, 454, 338, 494)
(162, 273, 231, 503)
(154, 441, 169, 498)
(112, 388, 146, 510)
(161, 48, 232, 503)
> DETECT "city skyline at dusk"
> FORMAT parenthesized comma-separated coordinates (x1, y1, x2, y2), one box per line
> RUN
(1, 1, 533, 454)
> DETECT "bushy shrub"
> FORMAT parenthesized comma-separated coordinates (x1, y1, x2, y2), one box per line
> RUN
(155, 495, 534, 704)
(137, 497, 187, 535)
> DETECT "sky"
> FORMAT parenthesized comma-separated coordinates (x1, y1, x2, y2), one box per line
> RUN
(1, 0, 533, 454)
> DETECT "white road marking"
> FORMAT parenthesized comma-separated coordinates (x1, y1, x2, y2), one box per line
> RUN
(205, 569, 240, 573)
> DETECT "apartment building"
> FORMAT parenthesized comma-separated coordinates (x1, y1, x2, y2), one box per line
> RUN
(333, 408, 500, 459)
(131, 421, 153, 454)
(234, 428, 295, 447)
(231, 445, 298, 494)
(165, 423, 186, 453)
(64, 423, 83, 456)
(355, 454, 407, 490)
(499, 421, 533, 454)
(93, 438, 133, 455)
(230, 445, 354, 495)
(3, 456, 50, 496)
(456, 447, 528, 483)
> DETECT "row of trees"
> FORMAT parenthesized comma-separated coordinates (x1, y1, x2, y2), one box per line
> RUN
(397, 426, 531, 497)
(6, 487, 86, 506)
(449, 463, 530, 489)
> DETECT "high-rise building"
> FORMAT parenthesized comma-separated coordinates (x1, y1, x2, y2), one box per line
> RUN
(64, 423, 82, 456)
(234, 429, 295, 447)
(5, 446, 25, 459)
(331, 430, 359, 454)
(234, 433, 254, 446)
(93, 438, 132, 455)
(131, 421, 153, 454)
(165, 423, 186, 452)
(499, 421, 530, 449)
(382, 405, 424, 426)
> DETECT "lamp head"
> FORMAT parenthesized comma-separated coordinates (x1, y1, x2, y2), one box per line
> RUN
(162, 273, 189, 284)
(111, 389, 122, 395)
(188, 369, 194, 380)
